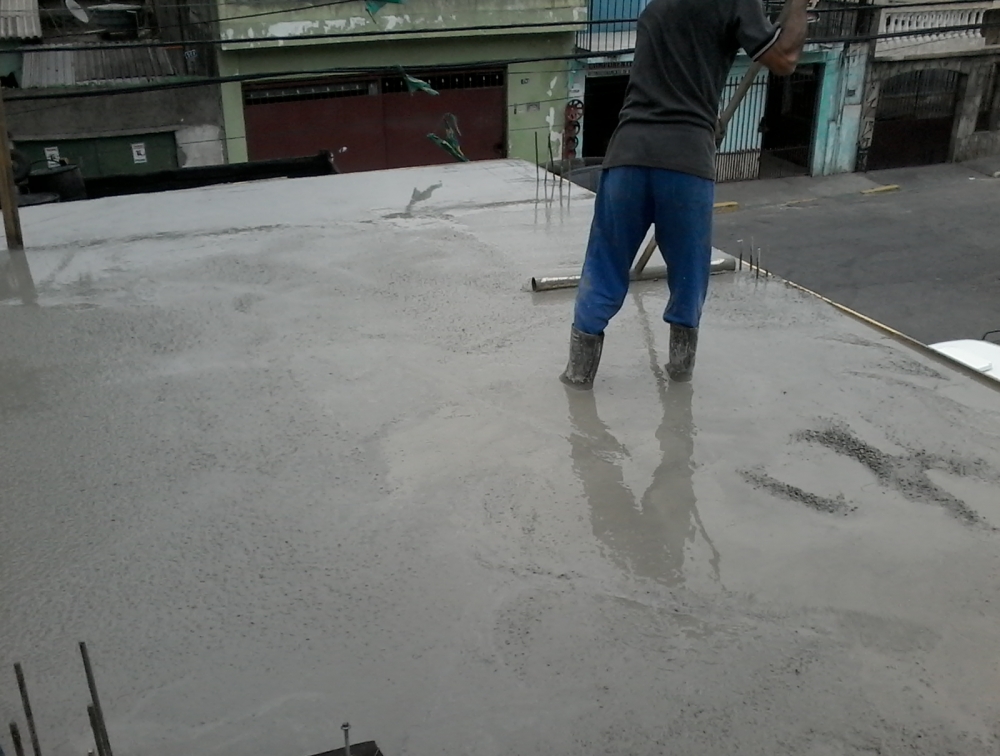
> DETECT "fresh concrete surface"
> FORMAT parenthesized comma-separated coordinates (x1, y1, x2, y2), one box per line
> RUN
(714, 162, 1000, 345)
(2, 160, 1000, 756)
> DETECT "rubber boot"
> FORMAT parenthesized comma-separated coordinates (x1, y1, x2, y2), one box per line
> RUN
(666, 325, 698, 382)
(560, 326, 604, 390)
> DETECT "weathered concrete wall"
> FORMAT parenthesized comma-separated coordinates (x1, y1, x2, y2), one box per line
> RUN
(7, 86, 227, 168)
(951, 57, 1000, 161)
(176, 125, 227, 167)
(218, 33, 575, 165)
(218, 0, 585, 44)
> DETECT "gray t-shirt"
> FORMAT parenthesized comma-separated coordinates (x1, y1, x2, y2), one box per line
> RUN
(603, 0, 780, 180)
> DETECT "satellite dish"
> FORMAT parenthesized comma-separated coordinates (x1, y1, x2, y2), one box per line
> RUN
(65, 0, 90, 24)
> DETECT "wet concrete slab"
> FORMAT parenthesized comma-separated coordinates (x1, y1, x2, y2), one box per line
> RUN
(2, 160, 1000, 756)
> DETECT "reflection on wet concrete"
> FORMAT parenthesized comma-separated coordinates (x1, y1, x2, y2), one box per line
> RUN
(566, 300, 719, 587)
(408, 182, 443, 208)
(0, 249, 36, 305)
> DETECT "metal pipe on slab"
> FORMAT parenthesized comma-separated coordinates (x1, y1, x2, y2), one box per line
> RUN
(9, 722, 25, 756)
(79, 643, 113, 756)
(14, 665, 41, 756)
(87, 706, 106, 756)
(534, 132, 540, 195)
(341, 723, 351, 756)
(530, 255, 736, 292)
(632, 235, 659, 277)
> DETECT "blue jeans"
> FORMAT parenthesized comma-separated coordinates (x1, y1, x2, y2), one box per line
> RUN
(573, 166, 715, 335)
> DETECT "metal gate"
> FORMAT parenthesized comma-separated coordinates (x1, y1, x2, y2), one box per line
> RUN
(867, 69, 963, 170)
(716, 70, 769, 182)
(244, 69, 506, 172)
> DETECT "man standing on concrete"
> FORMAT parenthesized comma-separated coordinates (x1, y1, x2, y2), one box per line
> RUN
(561, 0, 810, 388)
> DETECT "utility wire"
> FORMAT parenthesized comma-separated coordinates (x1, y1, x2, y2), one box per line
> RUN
(8, 17, 1000, 104)
(7, 17, 628, 53)
(18, 96, 571, 153)
(5, 71, 574, 118)
(6, 0, 996, 18)
(17, 4, 998, 55)
(5, 51, 619, 101)
(36, 0, 361, 41)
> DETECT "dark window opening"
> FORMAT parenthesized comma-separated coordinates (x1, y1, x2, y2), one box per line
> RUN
(760, 64, 821, 178)
(582, 73, 629, 158)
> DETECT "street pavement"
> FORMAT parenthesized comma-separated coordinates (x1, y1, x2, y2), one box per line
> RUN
(713, 162, 1000, 345)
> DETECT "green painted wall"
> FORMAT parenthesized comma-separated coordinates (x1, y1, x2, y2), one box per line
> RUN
(19, 133, 179, 178)
(219, 33, 575, 164)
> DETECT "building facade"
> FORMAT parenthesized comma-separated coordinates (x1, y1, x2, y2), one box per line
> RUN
(574, 0, 1000, 181)
(574, 0, 871, 181)
(216, 0, 587, 172)
(857, 1, 1000, 170)
(5, 0, 226, 178)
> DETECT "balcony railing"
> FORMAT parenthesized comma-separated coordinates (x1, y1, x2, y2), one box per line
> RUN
(764, 0, 869, 41)
(576, 0, 644, 54)
(577, 0, 869, 55)
(876, 6, 993, 58)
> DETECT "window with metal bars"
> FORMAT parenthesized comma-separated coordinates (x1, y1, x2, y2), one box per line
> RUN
(876, 69, 962, 122)
(763, 0, 867, 39)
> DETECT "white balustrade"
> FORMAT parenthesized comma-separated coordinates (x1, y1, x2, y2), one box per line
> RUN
(876, 5, 993, 57)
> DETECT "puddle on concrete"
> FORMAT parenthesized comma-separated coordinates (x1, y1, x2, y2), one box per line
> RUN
(565, 375, 718, 588)
(561, 291, 723, 588)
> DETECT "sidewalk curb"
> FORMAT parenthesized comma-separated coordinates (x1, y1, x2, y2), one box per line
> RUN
(714, 201, 739, 213)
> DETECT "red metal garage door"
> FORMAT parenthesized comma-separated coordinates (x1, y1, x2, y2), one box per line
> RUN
(243, 69, 506, 172)
(244, 79, 388, 172)
(381, 71, 507, 167)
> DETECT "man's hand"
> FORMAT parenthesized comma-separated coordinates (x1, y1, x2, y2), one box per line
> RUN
(758, 0, 810, 76)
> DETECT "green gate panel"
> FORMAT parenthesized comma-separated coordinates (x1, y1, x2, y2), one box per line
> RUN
(19, 132, 178, 179)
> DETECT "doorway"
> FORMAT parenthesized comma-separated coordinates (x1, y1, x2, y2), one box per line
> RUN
(760, 64, 822, 178)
